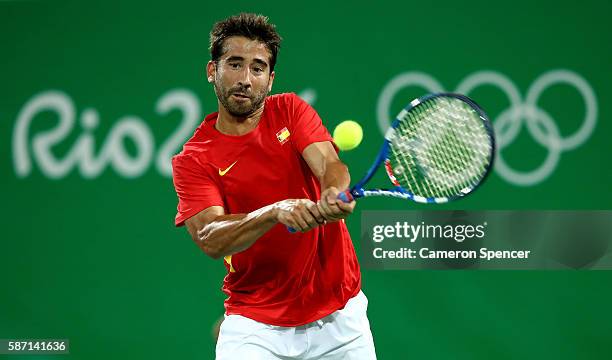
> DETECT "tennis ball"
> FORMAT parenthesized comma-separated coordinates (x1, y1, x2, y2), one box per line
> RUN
(333, 120, 363, 151)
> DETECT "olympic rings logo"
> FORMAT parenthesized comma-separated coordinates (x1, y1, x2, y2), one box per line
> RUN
(376, 70, 598, 186)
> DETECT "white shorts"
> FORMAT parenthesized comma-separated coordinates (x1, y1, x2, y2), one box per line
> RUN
(216, 291, 377, 359)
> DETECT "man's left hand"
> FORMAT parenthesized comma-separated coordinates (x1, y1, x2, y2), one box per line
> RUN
(317, 186, 356, 222)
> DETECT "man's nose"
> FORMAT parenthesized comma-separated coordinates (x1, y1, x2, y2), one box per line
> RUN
(237, 68, 252, 88)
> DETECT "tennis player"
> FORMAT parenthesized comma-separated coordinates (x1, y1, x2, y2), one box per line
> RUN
(172, 13, 376, 359)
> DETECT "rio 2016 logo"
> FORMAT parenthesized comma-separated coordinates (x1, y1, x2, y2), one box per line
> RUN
(12, 89, 202, 179)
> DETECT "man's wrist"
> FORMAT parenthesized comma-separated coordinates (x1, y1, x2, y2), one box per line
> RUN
(264, 203, 281, 223)
(247, 204, 280, 224)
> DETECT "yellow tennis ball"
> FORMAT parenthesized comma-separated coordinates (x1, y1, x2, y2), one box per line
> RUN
(333, 120, 363, 151)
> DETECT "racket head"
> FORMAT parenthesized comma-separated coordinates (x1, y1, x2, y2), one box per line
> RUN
(354, 93, 495, 203)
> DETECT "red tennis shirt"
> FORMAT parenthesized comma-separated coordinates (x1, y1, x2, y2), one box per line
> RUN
(172, 93, 361, 326)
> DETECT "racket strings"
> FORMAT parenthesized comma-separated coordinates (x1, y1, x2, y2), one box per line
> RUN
(390, 109, 442, 197)
(413, 112, 470, 196)
(388, 97, 492, 199)
(394, 103, 466, 197)
(420, 98, 489, 193)
(417, 99, 489, 192)
(405, 107, 458, 197)
(433, 101, 485, 187)
(388, 132, 430, 197)
(418, 102, 468, 191)
(392, 112, 454, 198)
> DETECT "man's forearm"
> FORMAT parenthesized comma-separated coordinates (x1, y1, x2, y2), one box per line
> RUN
(321, 160, 351, 191)
(197, 205, 278, 259)
(316, 159, 355, 220)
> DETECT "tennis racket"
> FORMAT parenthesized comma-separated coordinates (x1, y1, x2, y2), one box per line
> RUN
(288, 93, 495, 233)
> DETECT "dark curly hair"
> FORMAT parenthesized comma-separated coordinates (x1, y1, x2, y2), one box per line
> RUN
(209, 13, 282, 72)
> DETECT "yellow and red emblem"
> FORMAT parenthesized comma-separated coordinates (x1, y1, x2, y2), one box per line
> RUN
(276, 127, 290, 144)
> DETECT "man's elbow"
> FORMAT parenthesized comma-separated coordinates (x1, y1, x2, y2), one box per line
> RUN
(202, 246, 224, 260)
(196, 236, 226, 260)
(190, 227, 225, 260)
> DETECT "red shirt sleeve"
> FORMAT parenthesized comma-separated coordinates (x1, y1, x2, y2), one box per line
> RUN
(288, 93, 337, 153)
(172, 153, 224, 227)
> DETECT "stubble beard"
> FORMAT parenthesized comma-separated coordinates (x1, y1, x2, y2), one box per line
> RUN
(214, 80, 268, 118)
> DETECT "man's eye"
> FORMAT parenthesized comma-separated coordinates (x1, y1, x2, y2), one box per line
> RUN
(229, 63, 240, 69)
(253, 67, 264, 73)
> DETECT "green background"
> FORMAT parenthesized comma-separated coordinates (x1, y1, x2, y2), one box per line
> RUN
(1, 0, 611, 359)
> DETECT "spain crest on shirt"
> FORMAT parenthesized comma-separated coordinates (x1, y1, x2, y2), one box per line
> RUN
(276, 127, 290, 144)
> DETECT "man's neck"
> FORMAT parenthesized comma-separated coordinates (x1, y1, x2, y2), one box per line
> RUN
(215, 103, 265, 136)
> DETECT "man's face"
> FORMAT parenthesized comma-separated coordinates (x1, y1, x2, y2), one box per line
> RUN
(208, 36, 275, 117)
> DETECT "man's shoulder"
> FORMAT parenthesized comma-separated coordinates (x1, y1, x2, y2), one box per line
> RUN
(265, 93, 310, 124)
(172, 116, 215, 168)
(267, 92, 297, 100)
(266, 92, 299, 108)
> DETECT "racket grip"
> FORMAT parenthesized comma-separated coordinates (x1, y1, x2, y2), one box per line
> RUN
(287, 189, 353, 233)
(337, 189, 354, 203)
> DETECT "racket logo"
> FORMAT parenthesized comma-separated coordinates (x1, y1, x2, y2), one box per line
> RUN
(377, 69, 598, 186)
(384, 159, 400, 186)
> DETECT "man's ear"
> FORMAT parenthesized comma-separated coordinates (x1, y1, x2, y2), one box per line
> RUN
(206, 60, 216, 83)
(268, 71, 275, 92)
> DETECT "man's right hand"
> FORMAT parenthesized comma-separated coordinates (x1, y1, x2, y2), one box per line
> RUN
(274, 199, 325, 233)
